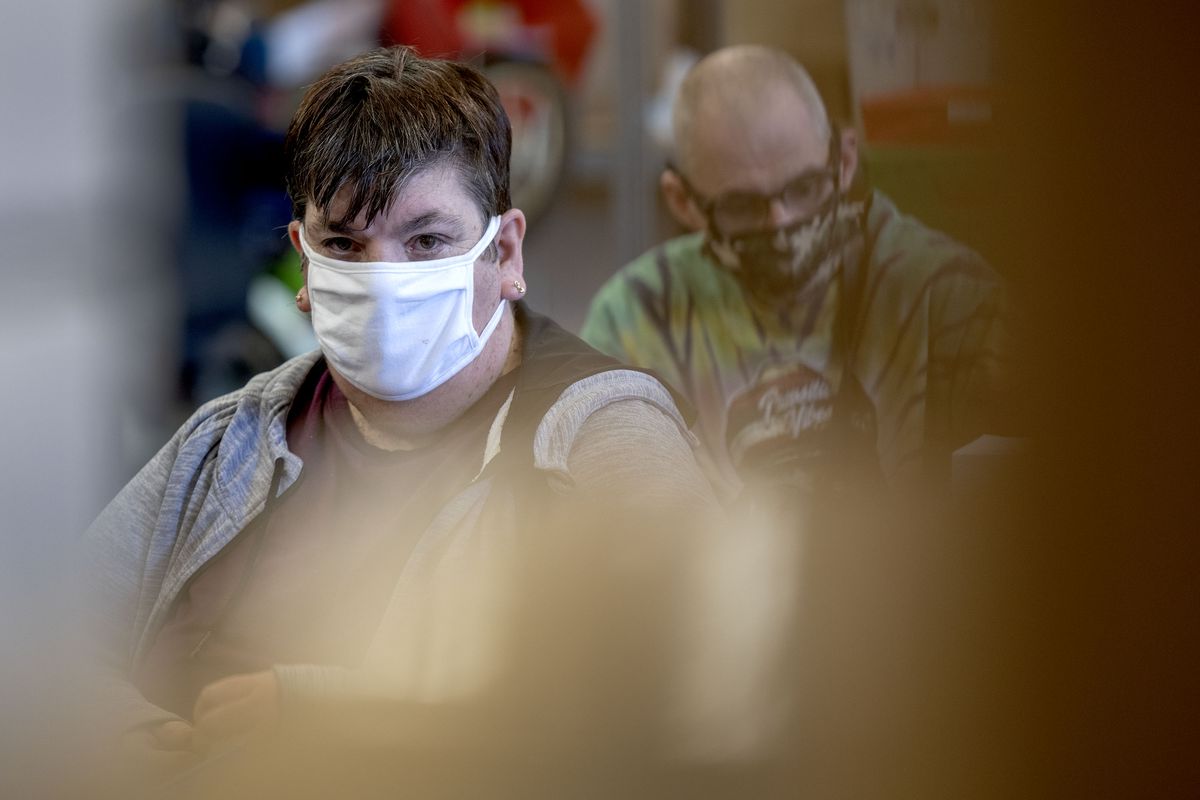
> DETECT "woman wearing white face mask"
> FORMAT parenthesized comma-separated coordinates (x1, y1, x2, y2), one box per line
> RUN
(298, 212, 508, 404)
(78, 45, 731, 797)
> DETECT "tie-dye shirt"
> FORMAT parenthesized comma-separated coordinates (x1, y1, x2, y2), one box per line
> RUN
(581, 191, 1008, 491)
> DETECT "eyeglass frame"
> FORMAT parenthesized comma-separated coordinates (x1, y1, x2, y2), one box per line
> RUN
(668, 126, 843, 238)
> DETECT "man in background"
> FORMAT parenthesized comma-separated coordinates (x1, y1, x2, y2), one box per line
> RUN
(582, 45, 1009, 499)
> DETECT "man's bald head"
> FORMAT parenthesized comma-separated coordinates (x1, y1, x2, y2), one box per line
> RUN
(672, 45, 832, 179)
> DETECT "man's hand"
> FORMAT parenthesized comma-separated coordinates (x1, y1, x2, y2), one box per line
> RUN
(193, 669, 280, 744)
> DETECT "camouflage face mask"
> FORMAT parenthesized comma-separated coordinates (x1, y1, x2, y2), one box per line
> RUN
(706, 196, 865, 307)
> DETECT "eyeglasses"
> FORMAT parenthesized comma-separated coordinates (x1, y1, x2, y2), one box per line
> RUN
(671, 132, 841, 234)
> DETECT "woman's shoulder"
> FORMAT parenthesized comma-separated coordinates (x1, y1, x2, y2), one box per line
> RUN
(531, 369, 701, 485)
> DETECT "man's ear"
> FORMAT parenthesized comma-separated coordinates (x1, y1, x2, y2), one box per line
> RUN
(662, 169, 705, 231)
(661, 168, 708, 232)
(287, 220, 311, 312)
(496, 208, 527, 299)
(838, 127, 860, 188)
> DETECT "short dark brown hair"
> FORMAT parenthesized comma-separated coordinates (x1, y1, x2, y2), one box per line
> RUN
(284, 46, 511, 229)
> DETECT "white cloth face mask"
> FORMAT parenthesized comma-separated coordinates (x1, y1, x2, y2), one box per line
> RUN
(300, 215, 506, 401)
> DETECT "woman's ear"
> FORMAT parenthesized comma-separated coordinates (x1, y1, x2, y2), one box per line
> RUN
(661, 168, 707, 232)
(287, 220, 311, 312)
(496, 208, 527, 300)
(287, 219, 303, 255)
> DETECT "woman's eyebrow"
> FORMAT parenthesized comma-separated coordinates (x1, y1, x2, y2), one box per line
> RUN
(396, 211, 465, 237)
(311, 211, 467, 238)
(309, 218, 359, 236)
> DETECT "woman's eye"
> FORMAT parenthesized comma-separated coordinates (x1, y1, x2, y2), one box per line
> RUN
(410, 232, 451, 257)
(322, 237, 355, 254)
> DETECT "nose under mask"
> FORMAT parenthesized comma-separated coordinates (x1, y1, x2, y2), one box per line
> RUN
(301, 215, 506, 401)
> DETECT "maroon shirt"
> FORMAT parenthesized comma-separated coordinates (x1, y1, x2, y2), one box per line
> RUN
(136, 361, 518, 718)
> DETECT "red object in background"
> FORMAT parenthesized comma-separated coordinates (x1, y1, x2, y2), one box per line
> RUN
(382, 0, 598, 83)
(860, 85, 994, 146)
